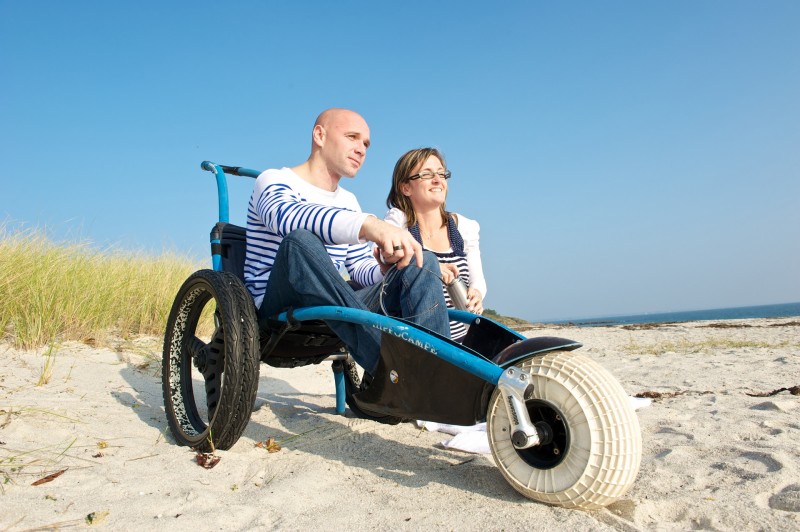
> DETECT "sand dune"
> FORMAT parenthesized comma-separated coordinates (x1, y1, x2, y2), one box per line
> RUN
(1, 318, 798, 530)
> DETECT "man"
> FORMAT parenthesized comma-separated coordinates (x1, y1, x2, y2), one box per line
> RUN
(244, 108, 449, 377)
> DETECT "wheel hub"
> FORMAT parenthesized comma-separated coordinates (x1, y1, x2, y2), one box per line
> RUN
(516, 400, 570, 469)
(191, 339, 209, 372)
(190, 330, 225, 377)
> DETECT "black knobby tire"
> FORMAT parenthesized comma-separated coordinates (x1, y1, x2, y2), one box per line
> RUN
(487, 350, 642, 509)
(162, 269, 260, 452)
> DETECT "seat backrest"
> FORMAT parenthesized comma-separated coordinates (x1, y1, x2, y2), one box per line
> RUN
(214, 222, 348, 365)
(212, 222, 247, 282)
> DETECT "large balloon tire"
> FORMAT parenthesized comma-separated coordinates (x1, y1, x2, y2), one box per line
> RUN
(162, 269, 260, 452)
(487, 350, 641, 509)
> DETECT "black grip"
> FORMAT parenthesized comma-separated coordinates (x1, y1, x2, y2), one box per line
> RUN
(201, 161, 260, 179)
(220, 165, 244, 176)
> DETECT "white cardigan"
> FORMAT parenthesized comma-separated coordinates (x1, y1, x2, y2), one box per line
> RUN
(383, 208, 487, 298)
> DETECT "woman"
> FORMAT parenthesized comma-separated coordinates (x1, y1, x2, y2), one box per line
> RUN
(384, 147, 486, 340)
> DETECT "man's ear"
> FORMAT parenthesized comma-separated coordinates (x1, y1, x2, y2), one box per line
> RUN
(312, 124, 326, 147)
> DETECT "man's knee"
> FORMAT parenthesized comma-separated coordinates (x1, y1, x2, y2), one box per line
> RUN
(421, 250, 440, 270)
(278, 229, 327, 258)
(396, 251, 440, 284)
(283, 228, 321, 246)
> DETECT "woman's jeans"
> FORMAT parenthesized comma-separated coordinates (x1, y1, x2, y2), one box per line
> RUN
(257, 229, 450, 375)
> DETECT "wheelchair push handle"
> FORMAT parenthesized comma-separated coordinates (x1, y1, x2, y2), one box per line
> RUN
(201, 161, 261, 225)
(201, 161, 261, 179)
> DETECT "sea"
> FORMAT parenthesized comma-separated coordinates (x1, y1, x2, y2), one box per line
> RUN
(545, 301, 800, 327)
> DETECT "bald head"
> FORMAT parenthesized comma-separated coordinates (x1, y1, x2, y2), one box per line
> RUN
(312, 108, 369, 150)
(314, 108, 364, 128)
(296, 108, 371, 187)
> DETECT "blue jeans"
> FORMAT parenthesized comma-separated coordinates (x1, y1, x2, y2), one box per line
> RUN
(257, 229, 450, 375)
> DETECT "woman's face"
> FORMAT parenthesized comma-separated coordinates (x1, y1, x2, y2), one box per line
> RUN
(400, 155, 448, 209)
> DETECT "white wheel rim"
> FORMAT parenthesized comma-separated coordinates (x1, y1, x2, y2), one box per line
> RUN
(488, 351, 641, 508)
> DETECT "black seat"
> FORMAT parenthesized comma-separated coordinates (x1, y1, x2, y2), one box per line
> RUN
(212, 222, 247, 283)
(214, 222, 346, 368)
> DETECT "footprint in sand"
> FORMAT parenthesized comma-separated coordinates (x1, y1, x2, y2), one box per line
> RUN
(710, 450, 783, 482)
(769, 484, 800, 512)
(655, 425, 695, 444)
(751, 400, 797, 412)
(739, 451, 783, 473)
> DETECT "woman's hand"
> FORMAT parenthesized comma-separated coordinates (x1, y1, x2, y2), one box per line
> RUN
(439, 263, 459, 285)
(466, 287, 484, 314)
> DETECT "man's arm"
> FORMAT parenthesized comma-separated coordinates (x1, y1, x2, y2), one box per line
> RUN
(345, 242, 383, 286)
(255, 182, 369, 245)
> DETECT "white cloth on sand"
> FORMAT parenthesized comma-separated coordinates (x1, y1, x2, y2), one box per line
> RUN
(418, 396, 651, 454)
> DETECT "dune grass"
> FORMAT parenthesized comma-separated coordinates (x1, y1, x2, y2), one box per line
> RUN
(0, 225, 204, 350)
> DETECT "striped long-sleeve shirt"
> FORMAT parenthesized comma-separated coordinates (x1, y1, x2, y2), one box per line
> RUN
(245, 167, 382, 309)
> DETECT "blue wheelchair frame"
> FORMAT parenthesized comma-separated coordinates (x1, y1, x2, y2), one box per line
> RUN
(201, 161, 579, 433)
(163, 172, 643, 508)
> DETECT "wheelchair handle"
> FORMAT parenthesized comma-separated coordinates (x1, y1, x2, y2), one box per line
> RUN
(201, 161, 261, 179)
(201, 162, 262, 225)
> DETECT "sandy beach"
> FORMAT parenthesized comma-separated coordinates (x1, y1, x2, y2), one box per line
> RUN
(1, 317, 798, 531)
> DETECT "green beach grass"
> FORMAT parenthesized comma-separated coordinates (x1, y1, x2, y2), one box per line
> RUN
(0, 225, 204, 350)
(2, 225, 538, 353)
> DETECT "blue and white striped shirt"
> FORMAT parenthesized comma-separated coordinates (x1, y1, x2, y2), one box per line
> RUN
(245, 167, 382, 308)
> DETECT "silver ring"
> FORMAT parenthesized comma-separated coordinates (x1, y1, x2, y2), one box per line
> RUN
(393, 245, 403, 251)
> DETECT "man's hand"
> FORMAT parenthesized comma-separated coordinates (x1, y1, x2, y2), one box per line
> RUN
(361, 216, 423, 269)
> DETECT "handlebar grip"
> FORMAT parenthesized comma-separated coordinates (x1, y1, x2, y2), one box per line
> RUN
(201, 161, 243, 175)
(220, 165, 244, 176)
(201, 161, 260, 178)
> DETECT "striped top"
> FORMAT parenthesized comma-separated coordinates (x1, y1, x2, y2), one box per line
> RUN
(431, 248, 471, 340)
(384, 208, 487, 341)
(245, 167, 382, 309)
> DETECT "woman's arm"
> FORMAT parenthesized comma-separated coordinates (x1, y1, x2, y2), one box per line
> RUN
(458, 215, 487, 299)
(383, 207, 408, 229)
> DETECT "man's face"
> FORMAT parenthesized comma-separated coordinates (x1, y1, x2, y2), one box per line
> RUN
(319, 111, 371, 178)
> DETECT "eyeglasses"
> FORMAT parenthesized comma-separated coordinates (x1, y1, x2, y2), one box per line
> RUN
(407, 170, 452, 181)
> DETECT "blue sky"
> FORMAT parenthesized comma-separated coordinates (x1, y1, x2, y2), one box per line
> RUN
(2, 1, 799, 322)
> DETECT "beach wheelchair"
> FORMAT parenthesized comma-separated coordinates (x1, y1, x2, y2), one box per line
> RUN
(161, 161, 642, 509)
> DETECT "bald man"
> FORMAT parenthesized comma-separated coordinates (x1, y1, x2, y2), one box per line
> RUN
(245, 108, 449, 379)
